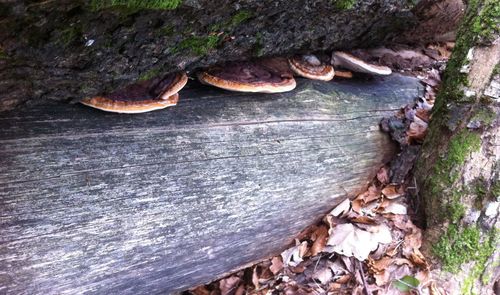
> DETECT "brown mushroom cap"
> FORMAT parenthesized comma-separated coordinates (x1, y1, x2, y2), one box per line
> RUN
(331, 51, 392, 76)
(80, 72, 187, 113)
(198, 58, 296, 93)
(80, 93, 179, 114)
(288, 55, 335, 81)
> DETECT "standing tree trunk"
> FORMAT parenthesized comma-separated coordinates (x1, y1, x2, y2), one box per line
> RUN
(415, 0, 499, 294)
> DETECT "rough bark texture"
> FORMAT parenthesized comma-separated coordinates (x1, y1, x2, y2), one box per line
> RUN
(0, 0, 424, 111)
(0, 75, 421, 294)
(415, 0, 499, 294)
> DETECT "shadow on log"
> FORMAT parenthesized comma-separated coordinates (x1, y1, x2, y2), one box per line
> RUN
(0, 75, 422, 294)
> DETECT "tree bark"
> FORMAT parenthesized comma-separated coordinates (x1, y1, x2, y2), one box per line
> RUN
(415, 0, 499, 294)
(0, 0, 438, 112)
(0, 75, 420, 294)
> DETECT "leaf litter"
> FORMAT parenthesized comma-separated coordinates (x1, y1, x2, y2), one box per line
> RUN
(183, 47, 446, 295)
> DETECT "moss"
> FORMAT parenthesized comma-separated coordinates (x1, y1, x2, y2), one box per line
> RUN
(470, 107, 496, 126)
(433, 225, 480, 273)
(0, 48, 7, 59)
(252, 32, 264, 57)
(435, 0, 499, 107)
(470, 0, 500, 44)
(448, 192, 466, 223)
(139, 68, 161, 81)
(332, 0, 357, 10)
(176, 35, 220, 55)
(158, 25, 175, 36)
(91, 0, 182, 10)
(426, 130, 481, 221)
(210, 10, 253, 33)
(58, 26, 82, 47)
(229, 10, 253, 27)
(492, 180, 500, 197)
(461, 230, 498, 294)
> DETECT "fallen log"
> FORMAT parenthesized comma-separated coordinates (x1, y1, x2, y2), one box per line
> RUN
(0, 0, 421, 111)
(0, 74, 421, 294)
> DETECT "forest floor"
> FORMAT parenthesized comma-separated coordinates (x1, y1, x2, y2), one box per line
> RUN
(180, 43, 452, 295)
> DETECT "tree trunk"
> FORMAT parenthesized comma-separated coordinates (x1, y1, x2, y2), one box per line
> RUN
(415, 0, 499, 294)
(0, 0, 421, 112)
(0, 75, 420, 294)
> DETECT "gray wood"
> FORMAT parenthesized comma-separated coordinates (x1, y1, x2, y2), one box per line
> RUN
(0, 75, 422, 294)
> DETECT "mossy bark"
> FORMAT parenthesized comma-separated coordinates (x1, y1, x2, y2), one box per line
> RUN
(415, 0, 499, 294)
(0, 0, 464, 112)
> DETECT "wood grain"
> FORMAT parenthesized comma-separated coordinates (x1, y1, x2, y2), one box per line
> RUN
(0, 75, 422, 294)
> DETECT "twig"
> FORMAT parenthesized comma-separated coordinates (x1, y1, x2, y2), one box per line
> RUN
(356, 259, 372, 295)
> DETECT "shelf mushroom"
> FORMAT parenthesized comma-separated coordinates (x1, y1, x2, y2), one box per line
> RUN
(80, 72, 188, 114)
(331, 51, 392, 76)
(288, 54, 335, 81)
(197, 58, 296, 93)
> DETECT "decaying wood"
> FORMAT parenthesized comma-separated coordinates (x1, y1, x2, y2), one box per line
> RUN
(0, 75, 421, 294)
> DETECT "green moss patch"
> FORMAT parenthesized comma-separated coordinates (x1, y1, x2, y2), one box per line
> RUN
(139, 68, 162, 81)
(433, 225, 479, 273)
(0, 48, 7, 59)
(332, 0, 357, 10)
(91, 0, 182, 10)
(57, 26, 83, 47)
(230, 10, 253, 27)
(176, 35, 220, 55)
(461, 230, 498, 294)
(470, 107, 496, 126)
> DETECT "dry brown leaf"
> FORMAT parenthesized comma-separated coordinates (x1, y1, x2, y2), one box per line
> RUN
(190, 286, 212, 295)
(407, 121, 428, 142)
(381, 185, 404, 199)
(325, 223, 392, 261)
(403, 229, 422, 258)
(416, 108, 430, 122)
(281, 241, 308, 267)
(415, 270, 431, 287)
(234, 285, 245, 295)
(356, 185, 381, 204)
(252, 267, 260, 290)
(270, 256, 284, 275)
(219, 276, 241, 295)
(351, 198, 364, 214)
(311, 265, 333, 285)
(330, 199, 351, 218)
(334, 274, 351, 284)
(310, 225, 329, 256)
(380, 202, 408, 215)
(409, 248, 429, 269)
(429, 281, 445, 295)
(377, 166, 390, 184)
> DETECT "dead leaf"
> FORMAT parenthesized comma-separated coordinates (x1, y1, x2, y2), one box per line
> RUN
(380, 202, 408, 215)
(325, 223, 392, 261)
(190, 286, 212, 295)
(381, 185, 404, 199)
(409, 248, 429, 269)
(219, 276, 241, 295)
(281, 241, 308, 267)
(270, 256, 284, 275)
(377, 166, 390, 184)
(330, 199, 351, 218)
(407, 121, 428, 142)
(310, 225, 329, 256)
(356, 184, 381, 204)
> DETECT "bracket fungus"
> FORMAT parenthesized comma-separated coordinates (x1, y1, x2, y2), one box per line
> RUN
(288, 55, 335, 81)
(80, 72, 188, 114)
(197, 58, 296, 93)
(332, 51, 392, 76)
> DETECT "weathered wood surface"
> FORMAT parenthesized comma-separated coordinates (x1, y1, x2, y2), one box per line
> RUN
(0, 75, 421, 294)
